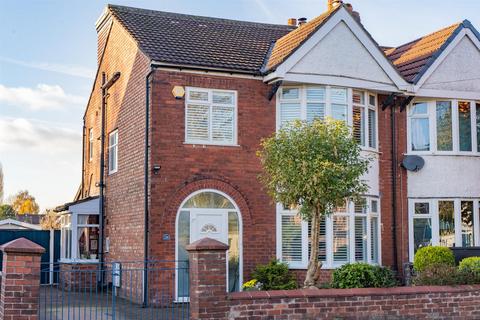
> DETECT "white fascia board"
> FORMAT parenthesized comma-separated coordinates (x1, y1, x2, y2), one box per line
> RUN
(414, 88, 480, 100)
(283, 73, 400, 93)
(267, 6, 410, 92)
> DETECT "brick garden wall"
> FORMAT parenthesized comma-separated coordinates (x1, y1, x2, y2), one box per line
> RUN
(228, 285, 480, 320)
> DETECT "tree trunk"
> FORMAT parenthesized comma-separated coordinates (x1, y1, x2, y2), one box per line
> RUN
(304, 209, 323, 288)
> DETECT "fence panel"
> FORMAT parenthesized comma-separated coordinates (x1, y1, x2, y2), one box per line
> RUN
(39, 260, 190, 320)
(0, 229, 60, 284)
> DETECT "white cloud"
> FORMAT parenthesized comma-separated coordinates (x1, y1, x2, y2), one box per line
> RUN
(0, 56, 95, 79)
(0, 83, 86, 110)
(0, 117, 81, 153)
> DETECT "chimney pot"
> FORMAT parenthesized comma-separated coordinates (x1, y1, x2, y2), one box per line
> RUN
(287, 18, 297, 26)
(298, 17, 307, 26)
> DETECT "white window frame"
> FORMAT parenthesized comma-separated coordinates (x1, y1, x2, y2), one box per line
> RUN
(407, 99, 480, 155)
(60, 212, 100, 263)
(408, 198, 480, 261)
(276, 198, 381, 269)
(277, 86, 378, 152)
(108, 130, 118, 174)
(88, 128, 94, 162)
(352, 90, 378, 151)
(184, 87, 238, 146)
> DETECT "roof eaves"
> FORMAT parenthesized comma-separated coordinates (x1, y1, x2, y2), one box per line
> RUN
(411, 22, 465, 84)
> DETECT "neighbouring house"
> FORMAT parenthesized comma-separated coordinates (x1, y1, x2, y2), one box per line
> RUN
(57, 0, 480, 303)
(0, 218, 42, 230)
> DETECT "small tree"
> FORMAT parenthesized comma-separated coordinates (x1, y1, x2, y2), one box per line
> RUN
(10, 190, 40, 214)
(40, 209, 61, 230)
(0, 204, 16, 220)
(257, 119, 370, 288)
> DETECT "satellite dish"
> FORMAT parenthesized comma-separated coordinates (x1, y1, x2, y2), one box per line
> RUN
(401, 155, 425, 172)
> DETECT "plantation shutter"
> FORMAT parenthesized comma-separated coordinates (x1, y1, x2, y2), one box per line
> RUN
(354, 216, 367, 262)
(353, 106, 365, 146)
(212, 106, 234, 143)
(281, 215, 302, 263)
(368, 109, 376, 148)
(370, 216, 379, 263)
(333, 216, 349, 262)
(186, 104, 209, 141)
(306, 103, 325, 123)
(280, 103, 301, 127)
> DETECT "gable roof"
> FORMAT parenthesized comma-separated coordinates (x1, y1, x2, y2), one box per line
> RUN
(264, 7, 340, 72)
(107, 4, 293, 74)
(385, 23, 463, 83)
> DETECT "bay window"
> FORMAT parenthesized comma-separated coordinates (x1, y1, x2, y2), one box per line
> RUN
(278, 86, 378, 150)
(277, 198, 381, 269)
(60, 211, 100, 262)
(185, 87, 237, 145)
(408, 100, 480, 154)
(409, 199, 480, 260)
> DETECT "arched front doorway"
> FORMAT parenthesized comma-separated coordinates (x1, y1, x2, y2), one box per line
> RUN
(176, 189, 243, 301)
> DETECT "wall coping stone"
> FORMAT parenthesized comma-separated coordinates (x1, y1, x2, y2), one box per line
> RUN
(229, 285, 480, 300)
(186, 237, 229, 251)
(0, 237, 45, 255)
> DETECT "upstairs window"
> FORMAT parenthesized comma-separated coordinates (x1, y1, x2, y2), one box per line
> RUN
(185, 88, 237, 145)
(88, 128, 94, 162)
(353, 91, 377, 149)
(409, 100, 479, 154)
(278, 86, 378, 151)
(410, 102, 430, 151)
(108, 130, 118, 174)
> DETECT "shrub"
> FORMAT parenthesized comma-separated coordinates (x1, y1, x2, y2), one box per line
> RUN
(459, 257, 480, 273)
(458, 257, 480, 284)
(413, 246, 455, 272)
(251, 259, 297, 290)
(331, 263, 397, 289)
(413, 264, 467, 286)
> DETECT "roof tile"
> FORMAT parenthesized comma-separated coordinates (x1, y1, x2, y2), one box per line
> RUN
(108, 4, 293, 73)
(385, 23, 461, 82)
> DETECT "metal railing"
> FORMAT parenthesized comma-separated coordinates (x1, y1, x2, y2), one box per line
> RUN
(39, 260, 189, 320)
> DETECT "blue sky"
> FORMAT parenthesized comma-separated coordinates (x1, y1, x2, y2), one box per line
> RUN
(0, 0, 479, 211)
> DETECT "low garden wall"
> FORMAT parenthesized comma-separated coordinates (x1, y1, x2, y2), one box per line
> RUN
(187, 238, 480, 320)
(228, 285, 480, 319)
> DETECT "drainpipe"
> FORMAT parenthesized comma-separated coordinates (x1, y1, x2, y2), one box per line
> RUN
(391, 102, 399, 272)
(143, 66, 156, 307)
(99, 71, 121, 285)
(81, 121, 86, 197)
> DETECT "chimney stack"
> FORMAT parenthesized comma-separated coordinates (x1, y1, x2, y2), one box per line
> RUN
(327, 0, 343, 11)
(345, 3, 361, 23)
(297, 17, 307, 26)
(287, 18, 297, 26)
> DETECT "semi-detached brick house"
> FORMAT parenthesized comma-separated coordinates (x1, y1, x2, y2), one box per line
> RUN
(57, 0, 480, 303)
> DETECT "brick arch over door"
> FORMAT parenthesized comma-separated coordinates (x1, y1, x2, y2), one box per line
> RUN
(163, 178, 254, 228)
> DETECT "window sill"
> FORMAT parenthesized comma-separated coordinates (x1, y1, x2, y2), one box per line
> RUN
(108, 169, 118, 175)
(183, 142, 240, 148)
(406, 152, 480, 158)
(59, 259, 99, 264)
(287, 261, 380, 270)
(360, 148, 380, 155)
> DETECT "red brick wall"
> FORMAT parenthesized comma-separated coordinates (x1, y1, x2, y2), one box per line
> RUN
(83, 16, 150, 264)
(149, 71, 278, 279)
(228, 286, 480, 319)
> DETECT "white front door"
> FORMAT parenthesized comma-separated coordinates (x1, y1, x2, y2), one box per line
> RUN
(190, 209, 229, 245)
